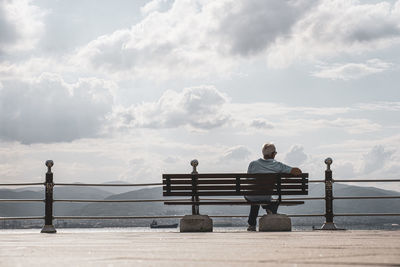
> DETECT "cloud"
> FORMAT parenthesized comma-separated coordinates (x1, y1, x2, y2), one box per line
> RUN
(230, 102, 382, 135)
(284, 145, 308, 166)
(362, 145, 395, 173)
(334, 162, 356, 179)
(140, 0, 170, 15)
(74, 0, 400, 77)
(213, 0, 314, 56)
(111, 85, 230, 130)
(74, 0, 316, 78)
(0, 0, 45, 55)
(300, 118, 381, 134)
(0, 73, 115, 144)
(312, 59, 393, 80)
(355, 102, 400, 112)
(268, 0, 400, 68)
(250, 118, 274, 129)
(220, 145, 251, 161)
(74, 0, 231, 78)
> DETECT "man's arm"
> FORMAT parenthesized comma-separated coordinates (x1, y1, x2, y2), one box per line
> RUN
(290, 167, 302, 176)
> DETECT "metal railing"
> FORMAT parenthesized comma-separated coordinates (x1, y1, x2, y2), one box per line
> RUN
(1, 158, 399, 233)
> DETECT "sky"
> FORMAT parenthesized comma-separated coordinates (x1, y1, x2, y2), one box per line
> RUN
(0, 0, 399, 191)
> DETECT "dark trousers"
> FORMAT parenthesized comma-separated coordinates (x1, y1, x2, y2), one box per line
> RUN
(247, 202, 279, 226)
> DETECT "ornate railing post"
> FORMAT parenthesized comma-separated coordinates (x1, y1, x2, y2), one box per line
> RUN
(320, 157, 339, 230)
(41, 160, 57, 233)
(190, 159, 199, 215)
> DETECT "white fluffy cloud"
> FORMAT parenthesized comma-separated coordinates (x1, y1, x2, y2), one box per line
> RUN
(72, 0, 315, 78)
(0, 73, 115, 144)
(362, 145, 395, 174)
(220, 145, 251, 162)
(267, 0, 400, 67)
(230, 103, 382, 135)
(284, 145, 308, 166)
(140, 0, 170, 15)
(0, 0, 45, 55)
(213, 0, 314, 56)
(250, 118, 274, 129)
(74, 0, 232, 78)
(111, 85, 230, 130)
(73, 0, 400, 77)
(312, 59, 393, 80)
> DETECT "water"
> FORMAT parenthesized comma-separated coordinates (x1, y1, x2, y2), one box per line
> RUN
(1, 224, 400, 233)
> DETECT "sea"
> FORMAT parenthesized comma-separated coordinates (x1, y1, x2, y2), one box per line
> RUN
(1, 223, 400, 233)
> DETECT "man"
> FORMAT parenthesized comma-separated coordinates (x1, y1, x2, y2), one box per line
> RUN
(245, 143, 302, 231)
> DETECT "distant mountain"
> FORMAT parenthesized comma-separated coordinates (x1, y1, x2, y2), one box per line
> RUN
(1, 183, 399, 227)
(13, 181, 140, 195)
(53, 186, 114, 215)
(0, 186, 113, 216)
(101, 181, 142, 195)
(0, 189, 43, 217)
(75, 187, 191, 216)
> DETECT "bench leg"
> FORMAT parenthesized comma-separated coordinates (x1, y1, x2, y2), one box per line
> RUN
(192, 196, 200, 215)
(180, 215, 213, 232)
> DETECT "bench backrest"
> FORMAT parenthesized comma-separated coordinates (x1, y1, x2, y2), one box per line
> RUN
(162, 173, 309, 197)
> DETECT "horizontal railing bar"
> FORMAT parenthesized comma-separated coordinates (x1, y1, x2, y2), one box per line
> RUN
(334, 196, 400, 200)
(334, 213, 400, 216)
(334, 179, 400, 182)
(10, 196, 400, 203)
(0, 199, 44, 202)
(308, 180, 325, 183)
(54, 214, 325, 220)
(54, 183, 162, 187)
(0, 183, 43, 186)
(53, 198, 323, 203)
(54, 215, 184, 219)
(54, 199, 190, 203)
(210, 214, 325, 218)
(0, 216, 44, 221)
(280, 197, 325, 200)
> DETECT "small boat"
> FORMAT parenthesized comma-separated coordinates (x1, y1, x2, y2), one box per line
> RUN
(150, 220, 178, 228)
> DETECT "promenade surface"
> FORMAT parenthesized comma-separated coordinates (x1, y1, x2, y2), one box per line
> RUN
(1, 229, 399, 267)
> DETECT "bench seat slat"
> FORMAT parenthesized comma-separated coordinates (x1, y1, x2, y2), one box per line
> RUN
(162, 178, 308, 185)
(164, 200, 304, 206)
(163, 173, 308, 179)
(163, 191, 308, 196)
(163, 184, 307, 191)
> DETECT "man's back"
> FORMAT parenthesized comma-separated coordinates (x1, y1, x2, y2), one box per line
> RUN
(245, 158, 293, 202)
(247, 158, 292, 174)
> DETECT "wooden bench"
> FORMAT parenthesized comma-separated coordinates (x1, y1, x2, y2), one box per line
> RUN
(162, 172, 309, 215)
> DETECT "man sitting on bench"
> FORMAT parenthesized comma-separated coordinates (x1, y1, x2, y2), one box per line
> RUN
(245, 143, 302, 231)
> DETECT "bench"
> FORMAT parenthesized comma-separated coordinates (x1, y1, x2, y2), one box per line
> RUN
(162, 169, 309, 231)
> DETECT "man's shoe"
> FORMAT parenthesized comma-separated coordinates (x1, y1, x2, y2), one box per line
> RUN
(247, 225, 256, 231)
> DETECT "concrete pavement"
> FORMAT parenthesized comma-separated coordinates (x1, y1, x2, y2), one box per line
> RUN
(1, 229, 399, 266)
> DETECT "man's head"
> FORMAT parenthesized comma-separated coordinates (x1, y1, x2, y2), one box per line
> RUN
(262, 143, 277, 159)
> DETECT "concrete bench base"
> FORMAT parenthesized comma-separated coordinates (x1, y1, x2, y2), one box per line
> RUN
(259, 214, 291, 232)
(180, 215, 213, 232)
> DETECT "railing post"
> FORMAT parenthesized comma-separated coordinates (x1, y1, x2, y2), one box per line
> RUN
(190, 159, 199, 215)
(41, 160, 56, 233)
(320, 157, 339, 230)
